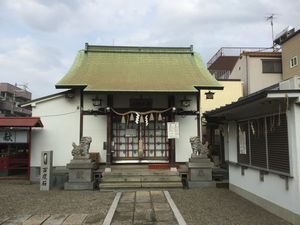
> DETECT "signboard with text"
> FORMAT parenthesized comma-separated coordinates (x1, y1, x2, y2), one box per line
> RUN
(167, 122, 180, 139)
(0, 130, 28, 143)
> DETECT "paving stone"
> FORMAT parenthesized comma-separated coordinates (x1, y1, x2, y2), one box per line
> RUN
(0, 217, 9, 224)
(155, 221, 178, 225)
(136, 191, 151, 203)
(111, 221, 133, 225)
(2, 215, 31, 225)
(153, 203, 171, 211)
(116, 202, 135, 212)
(112, 211, 134, 222)
(83, 213, 104, 225)
(134, 208, 156, 223)
(42, 214, 69, 225)
(155, 210, 177, 222)
(150, 191, 166, 203)
(22, 215, 50, 225)
(135, 202, 152, 212)
(62, 214, 88, 225)
(120, 192, 135, 203)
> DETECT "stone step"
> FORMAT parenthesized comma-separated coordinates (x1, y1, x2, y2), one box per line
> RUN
(105, 170, 179, 176)
(101, 175, 181, 183)
(99, 181, 183, 189)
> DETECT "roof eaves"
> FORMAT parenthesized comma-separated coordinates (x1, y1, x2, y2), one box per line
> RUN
(20, 90, 71, 107)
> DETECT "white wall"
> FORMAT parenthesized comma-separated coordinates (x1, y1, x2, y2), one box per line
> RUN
(248, 57, 282, 94)
(82, 115, 107, 162)
(31, 94, 80, 166)
(227, 106, 300, 217)
(175, 115, 197, 162)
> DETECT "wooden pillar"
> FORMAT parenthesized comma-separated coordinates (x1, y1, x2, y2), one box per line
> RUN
(106, 95, 113, 169)
(196, 91, 201, 138)
(168, 95, 176, 168)
(79, 89, 84, 141)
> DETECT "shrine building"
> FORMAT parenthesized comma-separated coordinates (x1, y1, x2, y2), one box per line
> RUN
(22, 44, 222, 180)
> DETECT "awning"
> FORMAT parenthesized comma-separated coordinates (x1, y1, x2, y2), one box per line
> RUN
(0, 117, 43, 127)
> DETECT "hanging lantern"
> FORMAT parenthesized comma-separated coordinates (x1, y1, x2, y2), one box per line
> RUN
(149, 113, 154, 121)
(205, 91, 215, 99)
(129, 113, 134, 121)
(158, 113, 162, 121)
(121, 115, 126, 124)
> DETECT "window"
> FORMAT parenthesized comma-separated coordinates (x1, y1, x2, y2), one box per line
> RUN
(290, 56, 298, 68)
(237, 114, 289, 174)
(262, 59, 282, 73)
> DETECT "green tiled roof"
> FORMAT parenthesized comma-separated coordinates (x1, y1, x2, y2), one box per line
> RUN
(56, 45, 222, 92)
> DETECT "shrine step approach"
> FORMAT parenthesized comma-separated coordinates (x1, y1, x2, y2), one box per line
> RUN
(99, 165, 183, 190)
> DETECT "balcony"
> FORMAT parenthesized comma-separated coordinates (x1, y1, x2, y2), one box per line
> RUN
(207, 47, 276, 80)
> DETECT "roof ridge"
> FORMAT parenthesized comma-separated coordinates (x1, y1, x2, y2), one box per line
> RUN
(85, 43, 193, 54)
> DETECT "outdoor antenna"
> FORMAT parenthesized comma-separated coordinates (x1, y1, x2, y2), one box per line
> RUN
(265, 13, 277, 48)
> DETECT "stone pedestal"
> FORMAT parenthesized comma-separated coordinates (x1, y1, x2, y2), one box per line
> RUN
(64, 159, 95, 190)
(186, 156, 214, 188)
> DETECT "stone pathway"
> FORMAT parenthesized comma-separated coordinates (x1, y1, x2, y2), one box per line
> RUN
(0, 191, 185, 225)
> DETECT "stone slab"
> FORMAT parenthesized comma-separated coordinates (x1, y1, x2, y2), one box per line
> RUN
(150, 191, 166, 203)
(188, 168, 212, 181)
(112, 211, 134, 222)
(62, 214, 88, 225)
(0, 217, 9, 224)
(2, 215, 31, 225)
(42, 214, 69, 225)
(64, 182, 94, 190)
(119, 192, 135, 203)
(22, 215, 50, 225)
(116, 203, 134, 212)
(67, 161, 94, 169)
(155, 210, 177, 222)
(189, 156, 211, 163)
(83, 213, 104, 225)
(153, 203, 171, 211)
(68, 169, 93, 182)
(136, 191, 151, 203)
(134, 208, 155, 223)
(187, 162, 213, 168)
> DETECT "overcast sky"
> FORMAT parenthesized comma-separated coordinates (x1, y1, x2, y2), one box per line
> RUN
(0, 0, 299, 98)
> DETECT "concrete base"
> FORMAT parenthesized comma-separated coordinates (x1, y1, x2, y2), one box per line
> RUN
(170, 167, 177, 172)
(187, 156, 213, 182)
(230, 183, 300, 225)
(187, 181, 216, 188)
(64, 182, 94, 190)
(64, 159, 95, 190)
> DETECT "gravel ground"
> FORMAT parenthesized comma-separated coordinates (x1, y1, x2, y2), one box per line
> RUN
(0, 181, 292, 225)
(169, 188, 291, 225)
(0, 180, 115, 217)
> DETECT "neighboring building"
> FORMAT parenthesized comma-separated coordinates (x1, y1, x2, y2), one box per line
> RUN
(205, 77, 300, 224)
(275, 28, 300, 80)
(200, 79, 243, 166)
(0, 83, 32, 117)
(21, 44, 222, 181)
(207, 47, 283, 96)
(0, 117, 43, 178)
(204, 28, 300, 224)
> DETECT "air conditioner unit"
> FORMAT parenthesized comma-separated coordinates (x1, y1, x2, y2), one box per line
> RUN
(279, 76, 300, 90)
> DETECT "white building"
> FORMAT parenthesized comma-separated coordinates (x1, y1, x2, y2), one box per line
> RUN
(205, 76, 300, 224)
(22, 44, 222, 181)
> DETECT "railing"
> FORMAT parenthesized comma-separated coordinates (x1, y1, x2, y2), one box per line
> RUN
(207, 47, 275, 68)
(209, 70, 231, 80)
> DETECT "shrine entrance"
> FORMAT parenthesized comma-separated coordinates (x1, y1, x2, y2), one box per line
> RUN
(112, 114, 169, 163)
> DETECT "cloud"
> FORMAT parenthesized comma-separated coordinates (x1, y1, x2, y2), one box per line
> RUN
(0, 0, 299, 98)
(0, 36, 66, 98)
